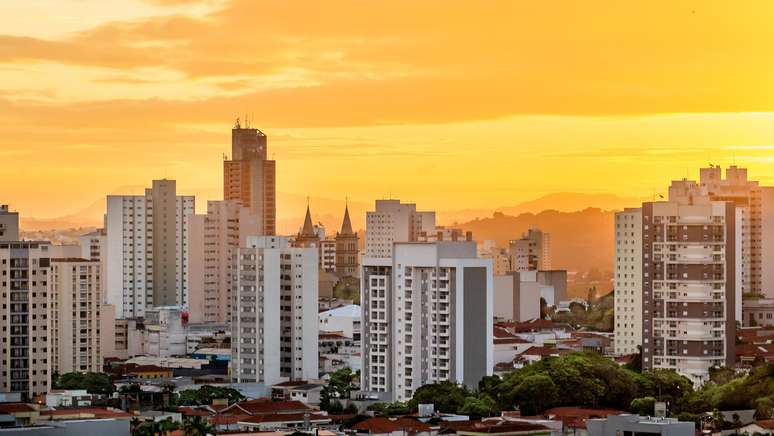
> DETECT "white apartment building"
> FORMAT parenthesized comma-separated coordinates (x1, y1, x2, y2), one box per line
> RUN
(49, 259, 116, 374)
(614, 208, 643, 355)
(231, 236, 318, 386)
(508, 228, 551, 272)
(106, 179, 195, 318)
(0, 239, 51, 400)
(361, 241, 493, 402)
(365, 200, 435, 257)
(188, 200, 259, 324)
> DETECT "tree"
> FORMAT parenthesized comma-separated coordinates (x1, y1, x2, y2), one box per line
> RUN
(409, 381, 468, 413)
(183, 416, 214, 436)
(630, 396, 656, 415)
(509, 374, 558, 415)
(368, 401, 410, 417)
(176, 385, 244, 406)
(321, 368, 356, 411)
(54, 372, 114, 395)
(458, 394, 499, 418)
(328, 400, 344, 414)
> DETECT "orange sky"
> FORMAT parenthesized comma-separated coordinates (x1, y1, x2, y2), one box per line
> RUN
(1, 0, 774, 221)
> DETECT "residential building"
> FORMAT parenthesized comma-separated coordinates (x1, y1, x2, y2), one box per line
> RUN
(223, 122, 276, 235)
(0, 205, 19, 242)
(588, 414, 694, 436)
(335, 204, 359, 277)
(365, 200, 435, 257)
(318, 304, 361, 341)
(106, 179, 195, 318)
(668, 166, 774, 300)
(493, 273, 540, 322)
(0, 237, 51, 400)
(742, 298, 774, 327)
(78, 229, 107, 300)
(49, 258, 116, 374)
(614, 208, 643, 355)
(361, 241, 493, 401)
(478, 240, 511, 276)
(320, 238, 336, 273)
(641, 201, 736, 385)
(188, 200, 259, 324)
(509, 228, 551, 272)
(231, 236, 318, 386)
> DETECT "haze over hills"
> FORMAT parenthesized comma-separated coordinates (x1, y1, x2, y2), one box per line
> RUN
(19, 191, 642, 234)
(456, 208, 615, 276)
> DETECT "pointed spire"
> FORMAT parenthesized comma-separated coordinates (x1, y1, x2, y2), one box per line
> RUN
(301, 204, 315, 236)
(340, 199, 354, 235)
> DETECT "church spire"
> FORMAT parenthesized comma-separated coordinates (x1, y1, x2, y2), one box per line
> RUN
(301, 204, 315, 237)
(340, 199, 354, 235)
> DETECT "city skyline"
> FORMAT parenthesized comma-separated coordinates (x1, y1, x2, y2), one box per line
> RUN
(2, 1, 774, 219)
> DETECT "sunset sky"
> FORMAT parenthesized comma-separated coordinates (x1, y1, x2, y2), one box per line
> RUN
(2, 0, 774, 222)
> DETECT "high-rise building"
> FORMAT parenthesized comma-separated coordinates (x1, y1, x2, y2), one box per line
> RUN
(106, 179, 195, 318)
(0, 205, 19, 242)
(49, 258, 116, 374)
(0, 237, 51, 400)
(641, 201, 736, 385)
(231, 236, 318, 386)
(365, 200, 435, 257)
(360, 241, 493, 401)
(508, 228, 551, 272)
(668, 166, 768, 298)
(335, 205, 358, 277)
(223, 122, 276, 236)
(188, 200, 259, 324)
(614, 208, 643, 356)
(613, 208, 643, 355)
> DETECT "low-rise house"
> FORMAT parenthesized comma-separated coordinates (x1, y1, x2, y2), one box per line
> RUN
(587, 414, 694, 436)
(352, 417, 433, 436)
(45, 390, 94, 408)
(543, 407, 626, 436)
(738, 419, 774, 435)
(288, 384, 323, 406)
(238, 412, 333, 431)
(440, 419, 553, 436)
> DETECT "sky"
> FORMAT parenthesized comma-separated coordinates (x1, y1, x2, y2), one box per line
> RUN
(1, 0, 774, 220)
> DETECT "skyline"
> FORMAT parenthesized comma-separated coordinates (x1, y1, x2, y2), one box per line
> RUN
(2, 0, 774, 219)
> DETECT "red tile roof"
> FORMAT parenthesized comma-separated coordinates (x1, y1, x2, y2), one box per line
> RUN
(223, 399, 311, 416)
(0, 403, 37, 414)
(240, 412, 332, 424)
(753, 420, 774, 430)
(209, 414, 251, 425)
(40, 407, 132, 419)
(543, 407, 625, 428)
(441, 420, 549, 434)
(352, 417, 431, 434)
(519, 346, 571, 358)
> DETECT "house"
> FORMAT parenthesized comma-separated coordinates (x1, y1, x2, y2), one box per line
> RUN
(238, 412, 333, 431)
(543, 407, 626, 436)
(440, 419, 553, 436)
(738, 420, 774, 435)
(587, 414, 694, 436)
(221, 399, 312, 417)
(272, 381, 312, 400)
(352, 417, 433, 436)
(288, 384, 323, 406)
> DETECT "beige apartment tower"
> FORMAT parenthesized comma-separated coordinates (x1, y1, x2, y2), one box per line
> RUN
(641, 201, 735, 385)
(49, 259, 115, 374)
(224, 122, 276, 236)
(614, 208, 643, 355)
(508, 228, 551, 272)
(0, 239, 51, 400)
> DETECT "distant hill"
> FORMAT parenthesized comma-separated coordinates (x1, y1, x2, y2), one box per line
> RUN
(456, 208, 615, 274)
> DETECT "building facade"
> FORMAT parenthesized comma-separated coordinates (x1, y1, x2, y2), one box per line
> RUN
(0, 205, 19, 242)
(0, 239, 51, 400)
(223, 123, 276, 236)
(614, 208, 643, 356)
(231, 236, 318, 386)
(360, 241, 493, 401)
(49, 258, 115, 374)
(106, 179, 195, 318)
(641, 201, 736, 385)
(365, 200, 435, 258)
(188, 200, 259, 324)
(508, 228, 551, 272)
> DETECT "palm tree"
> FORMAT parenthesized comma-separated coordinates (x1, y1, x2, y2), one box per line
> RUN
(183, 415, 214, 436)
